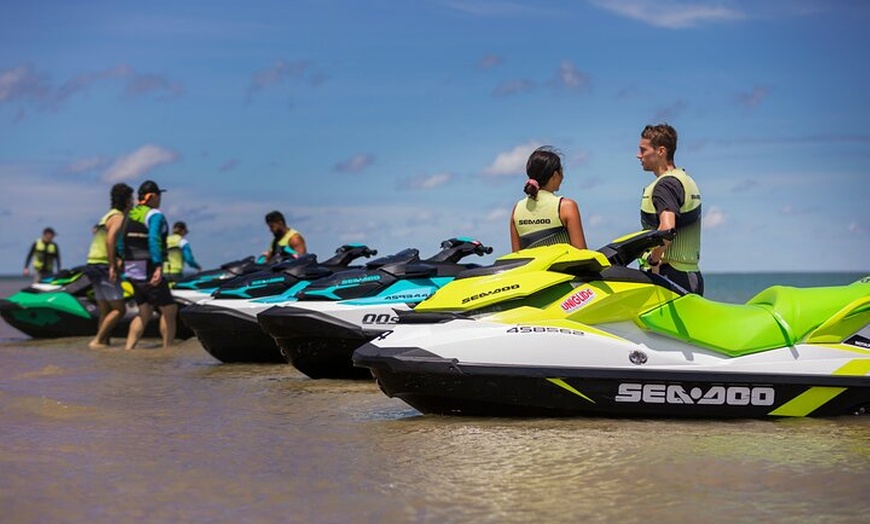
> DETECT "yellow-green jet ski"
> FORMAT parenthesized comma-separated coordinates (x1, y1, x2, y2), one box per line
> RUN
(353, 230, 870, 418)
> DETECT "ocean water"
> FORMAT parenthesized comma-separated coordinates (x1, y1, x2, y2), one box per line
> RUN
(1, 273, 868, 523)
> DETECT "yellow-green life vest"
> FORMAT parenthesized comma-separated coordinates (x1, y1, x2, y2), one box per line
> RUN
(33, 239, 58, 271)
(512, 190, 571, 249)
(87, 209, 123, 265)
(164, 233, 185, 275)
(640, 168, 702, 272)
(269, 228, 300, 259)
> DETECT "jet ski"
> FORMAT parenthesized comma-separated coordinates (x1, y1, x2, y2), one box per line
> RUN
(353, 230, 870, 418)
(257, 237, 493, 379)
(171, 255, 266, 306)
(0, 266, 182, 339)
(179, 244, 378, 363)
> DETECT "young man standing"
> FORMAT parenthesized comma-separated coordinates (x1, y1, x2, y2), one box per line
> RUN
(24, 227, 61, 281)
(637, 124, 704, 295)
(121, 180, 178, 349)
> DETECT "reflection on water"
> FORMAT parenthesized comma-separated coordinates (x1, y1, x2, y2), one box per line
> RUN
(1, 278, 869, 522)
(1, 336, 868, 523)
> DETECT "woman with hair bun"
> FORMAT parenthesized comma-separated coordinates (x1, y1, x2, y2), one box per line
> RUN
(509, 146, 587, 251)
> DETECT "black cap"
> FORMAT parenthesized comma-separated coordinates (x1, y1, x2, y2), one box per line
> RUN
(138, 180, 167, 197)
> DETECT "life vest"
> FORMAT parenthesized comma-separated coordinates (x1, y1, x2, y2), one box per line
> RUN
(268, 228, 300, 260)
(123, 205, 167, 279)
(87, 209, 123, 265)
(164, 233, 187, 275)
(640, 168, 702, 272)
(513, 190, 570, 249)
(33, 239, 58, 272)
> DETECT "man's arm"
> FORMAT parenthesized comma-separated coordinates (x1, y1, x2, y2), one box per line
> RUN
(147, 212, 167, 285)
(288, 233, 306, 255)
(181, 242, 201, 270)
(23, 242, 36, 275)
(106, 214, 124, 282)
(648, 178, 683, 266)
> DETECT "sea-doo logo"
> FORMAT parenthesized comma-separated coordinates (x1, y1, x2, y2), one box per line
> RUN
(362, 313, 399, 325)
(507, 326, 584, 336)
(340, 275, 381, 286)
(251, 277, 284, 287)
(518, 218, 551, 225)
(560, 288, 596, 312)
(615, 383, 775, 406)
(462, 284, 520, 304)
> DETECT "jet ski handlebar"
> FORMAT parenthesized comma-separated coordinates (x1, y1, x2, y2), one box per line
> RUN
(428, 238, 494, 264)
(326, 244, 379, 266)
(597, 228, 677, 267)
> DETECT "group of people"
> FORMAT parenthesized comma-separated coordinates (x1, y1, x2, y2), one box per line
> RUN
(84, 180, 199, 350)
(75, 179, 212, 350)
(510, 123, 704, 295)
(23, 122, 699, 351)
(23, 183, 308, 351)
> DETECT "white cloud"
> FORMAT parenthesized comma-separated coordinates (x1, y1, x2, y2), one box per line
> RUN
(848, 222, 866, 235)
(552, 61, 590, 92)
(64, 156, 112, 174)
(335, 153, 375, 173)
(586, 213, 606, 227)
(400, 172, 453, 190)
(483, 141, 543, 177)
(0, 64, 49, 104)
(704, 206, 726, 229)
(589, 0, 745, 29)
(485, 207, 511, 222)
(102, 144, 180, 183)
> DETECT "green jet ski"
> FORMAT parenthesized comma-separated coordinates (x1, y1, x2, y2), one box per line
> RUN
(353, 230, 870, 418)
(0, 266, 191, 340)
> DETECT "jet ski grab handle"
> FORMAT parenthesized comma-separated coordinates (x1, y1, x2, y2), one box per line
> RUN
(427, 238, 494, 264)
(598, 228, 676, 267)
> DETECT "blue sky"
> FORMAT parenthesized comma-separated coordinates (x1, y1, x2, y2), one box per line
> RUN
(2, 0, 868, 274)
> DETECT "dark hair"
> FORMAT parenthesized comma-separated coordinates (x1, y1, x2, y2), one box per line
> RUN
(43, 227, 55, 235)
(265, 210, 286, 225)
(641, 124, 678, 162)
(110, 183, 134, 211)
(173, 221, 188, 234)
(524, 146, 563, 199)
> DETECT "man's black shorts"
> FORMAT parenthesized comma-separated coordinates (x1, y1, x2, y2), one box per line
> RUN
(131, 278, 175, 307)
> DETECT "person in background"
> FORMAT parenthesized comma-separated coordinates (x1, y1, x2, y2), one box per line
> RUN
(87, 183, 134, 349)
(262, 210, 306, 263)
(637, 123, 704, 295)
(24, 227, 61, 281)
(164, 221, 201, 281)
(120, 180, 178, 349)
(510, 146, 587, 251)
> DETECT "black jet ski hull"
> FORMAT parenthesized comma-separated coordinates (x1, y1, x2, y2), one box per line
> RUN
(353, 344, 870, 418)
(257, 306, 384, 379)
(180, 303, 284, 363)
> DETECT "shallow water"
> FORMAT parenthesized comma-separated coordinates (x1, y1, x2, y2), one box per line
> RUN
(1, 276, 869, 523)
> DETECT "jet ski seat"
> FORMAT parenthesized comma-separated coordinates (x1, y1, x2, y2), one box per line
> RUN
(747, 282, 870, 343)
(639, 281, 870, 357)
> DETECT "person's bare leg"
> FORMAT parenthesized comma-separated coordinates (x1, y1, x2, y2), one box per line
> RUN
(89, 300, 111, 349)
(159, 303, 178, 349)
(93, 300, 126, 347)
(125, 303, 153, 350)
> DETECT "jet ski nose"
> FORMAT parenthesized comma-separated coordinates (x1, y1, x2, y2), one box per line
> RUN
(0, 298, 21, 312)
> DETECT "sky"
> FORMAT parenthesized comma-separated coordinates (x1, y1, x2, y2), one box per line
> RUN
(2, 0, 869, 275)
